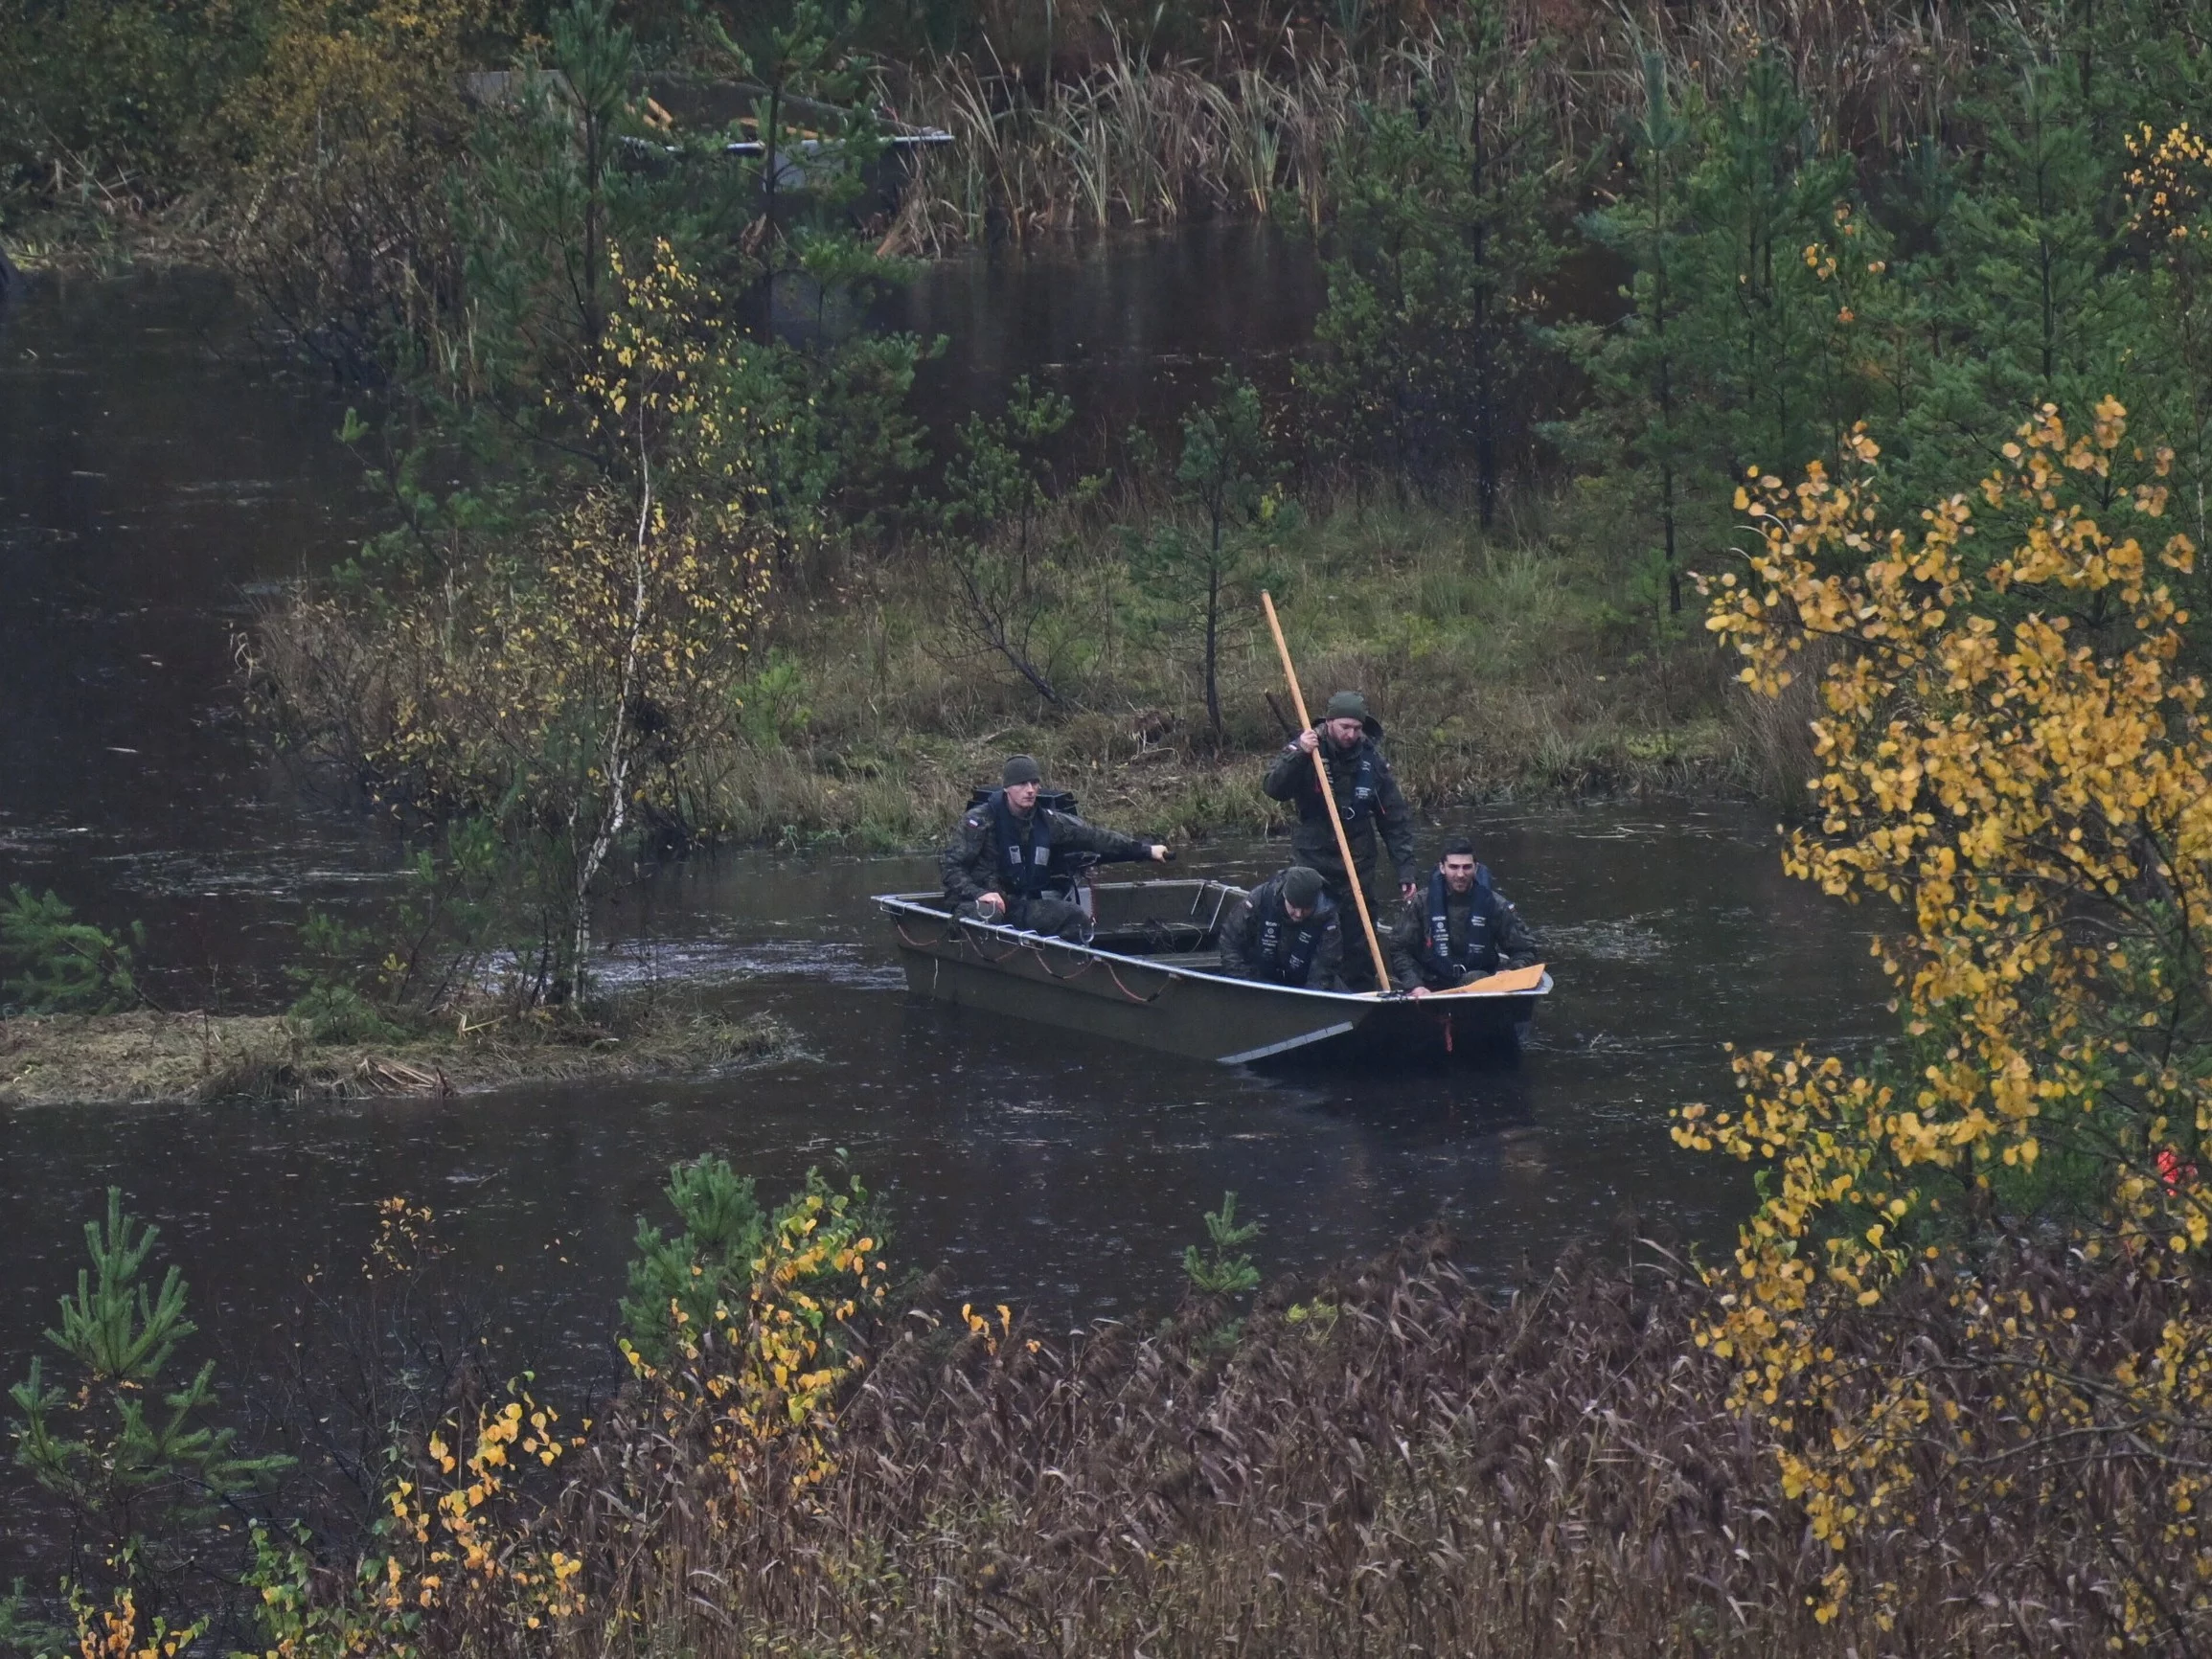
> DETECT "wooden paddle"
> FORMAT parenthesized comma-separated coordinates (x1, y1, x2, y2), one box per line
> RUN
(1431, 962, 1547, 996)
(1261, 591, 1394, 994)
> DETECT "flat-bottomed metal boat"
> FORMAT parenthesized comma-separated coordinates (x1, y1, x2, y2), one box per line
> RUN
(875, 877, 1549, 1065)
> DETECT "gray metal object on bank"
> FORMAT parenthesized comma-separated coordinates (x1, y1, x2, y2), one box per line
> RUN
(876, 877, 1548, 1066)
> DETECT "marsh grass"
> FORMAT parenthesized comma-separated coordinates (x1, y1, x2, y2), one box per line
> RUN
(430, 1226, 2212, 1657)
(688, 490, 1745, 846)
(262, 486, 1750, 858)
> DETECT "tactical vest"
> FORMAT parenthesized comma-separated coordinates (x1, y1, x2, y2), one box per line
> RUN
(987, 789, 1055, 899)
(1295, 741, 1380, 830)
(1422, 865, 1494, 977)
(1253, 882, 1334, 987)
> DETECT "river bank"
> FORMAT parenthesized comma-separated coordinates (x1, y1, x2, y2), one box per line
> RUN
(263, 489, 1762, 860)
(0, 1003, 797, 1107)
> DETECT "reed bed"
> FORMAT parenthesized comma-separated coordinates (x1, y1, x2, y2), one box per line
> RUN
(894, 0, 1984, 247)
(491, 1229, 2209, 1657)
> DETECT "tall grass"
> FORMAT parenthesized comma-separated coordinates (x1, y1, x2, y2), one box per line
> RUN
(426, 1228, 2212, 1656)
(894, 0, 1983, 247)
(260, 488, 1750, 854)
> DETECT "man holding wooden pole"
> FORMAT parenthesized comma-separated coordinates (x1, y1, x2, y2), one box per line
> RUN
(1260, 686, 1417, 991)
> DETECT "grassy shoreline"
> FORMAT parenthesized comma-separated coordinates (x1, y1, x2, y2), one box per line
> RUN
(694, 495, 1761, 848)
(267, 490, 1770, 859)
(0, 1004, 799, 1108)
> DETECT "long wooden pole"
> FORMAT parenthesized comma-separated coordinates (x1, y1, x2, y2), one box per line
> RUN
(1261, 591, 1393, 993)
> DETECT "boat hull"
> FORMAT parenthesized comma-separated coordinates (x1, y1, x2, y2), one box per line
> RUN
(878, 881, 1546, 1066)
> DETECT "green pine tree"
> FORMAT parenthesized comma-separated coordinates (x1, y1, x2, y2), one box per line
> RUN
(0, 887, 143, 1016)
(1900, 57, 2140, 507)
(1133, 373, 1288, 745)
(1181, 1191, 1262, 1298)
(622, 1156, 768, 1364)
(1558, 52, 1699, 612)
(1297, 3, 1561, 512)
(9, 1189, 288, 1618)
(1675, 52, 1858, 489)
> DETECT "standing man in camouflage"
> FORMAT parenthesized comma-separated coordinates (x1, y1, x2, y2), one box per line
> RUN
(1261, 690, 1416, 989)
(942, 755, 1170, 942)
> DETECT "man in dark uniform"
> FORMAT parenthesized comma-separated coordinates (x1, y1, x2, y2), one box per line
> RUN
(1387, 836, 1541, 996)
(941, 755, 1170, 941)
(1216, 865, 1344, 989)
(1261, 690, 1416, 989)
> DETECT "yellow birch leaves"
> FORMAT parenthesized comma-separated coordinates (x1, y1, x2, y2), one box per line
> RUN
(1684, 398, 2212, 1623)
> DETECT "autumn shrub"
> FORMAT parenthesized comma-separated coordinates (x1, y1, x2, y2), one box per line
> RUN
(23, 1183, 2211, 1658)
(227, 1222, 2208, 1658)
(217, 0, 502, 368)
(1682, 400, 2212, 1634)
(237, 1175, 885, 1659)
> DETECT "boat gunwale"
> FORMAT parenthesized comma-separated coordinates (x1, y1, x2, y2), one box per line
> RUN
(870, 887, 1555, 1007)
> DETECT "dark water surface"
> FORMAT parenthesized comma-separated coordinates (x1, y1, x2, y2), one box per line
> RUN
(2, 237, 1881, 1584)
(0, 229, 1326, 1001)
(0, 811, 1885, 1469)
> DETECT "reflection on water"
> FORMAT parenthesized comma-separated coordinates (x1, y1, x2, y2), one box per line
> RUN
(0, 269, 381, 1004)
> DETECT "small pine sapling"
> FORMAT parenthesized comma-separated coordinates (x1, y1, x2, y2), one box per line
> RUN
(622, 1155, 768, 1363)
(1134, 373, 1288, 745)
(1182, 1191, 1263, 1298)
(9, 1189, 288, 1615)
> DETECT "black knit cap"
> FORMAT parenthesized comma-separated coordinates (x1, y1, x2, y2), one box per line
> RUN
(1002, 754, 1043, 786)
(1282, 866, 1326, 909)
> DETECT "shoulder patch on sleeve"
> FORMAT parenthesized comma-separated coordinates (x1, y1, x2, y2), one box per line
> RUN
(964, 816, 983, 829)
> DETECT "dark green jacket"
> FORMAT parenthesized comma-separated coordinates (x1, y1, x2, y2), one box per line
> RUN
(1216, 873, 1345, 989)
(1261, 734, 1416, 889)
(941, 797, 1154, 908)
(1385, 872, 1540, 990)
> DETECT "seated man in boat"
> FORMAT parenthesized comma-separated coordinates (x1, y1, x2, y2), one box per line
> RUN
(1261, 690, 1417, 989)
(1216, 865, 1344, 989)
(1387, 837, 1541, 999)
(941, 755, 1170, 941)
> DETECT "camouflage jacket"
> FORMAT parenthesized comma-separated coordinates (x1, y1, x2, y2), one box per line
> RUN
(941, 794, 1155, 907)
(1261, 735, 1416, 886)
(1216, 873, 1345, 989)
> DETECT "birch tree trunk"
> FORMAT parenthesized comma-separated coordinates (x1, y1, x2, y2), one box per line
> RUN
(567, 451, 652, 1005)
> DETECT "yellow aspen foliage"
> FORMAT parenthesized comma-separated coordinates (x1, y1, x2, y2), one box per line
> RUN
(1684, 399, 2212, 1625)
(368, 240, 772, 826)
(249, 1180, 889, 1659)
(74, 1590, 199, 1659)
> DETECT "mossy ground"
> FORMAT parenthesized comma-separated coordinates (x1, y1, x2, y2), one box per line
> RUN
(0, 1003, 798, 1107)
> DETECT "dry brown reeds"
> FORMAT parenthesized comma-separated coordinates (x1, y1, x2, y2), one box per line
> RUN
(894, 0, 1987, 247)
(435, 1226, 2212, 1657)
